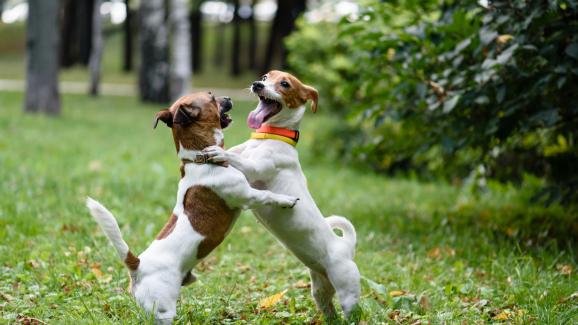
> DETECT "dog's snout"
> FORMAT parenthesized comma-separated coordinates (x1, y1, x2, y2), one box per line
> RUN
(217, 96, 233, 112)
(252, 82, 264, 91)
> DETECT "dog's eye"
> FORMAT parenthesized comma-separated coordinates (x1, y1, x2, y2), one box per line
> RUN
(280, 80, 290, 88)
(261, 75, 267, 81)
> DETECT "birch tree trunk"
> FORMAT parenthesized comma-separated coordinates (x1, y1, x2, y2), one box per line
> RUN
(25, 0, 61, 115)
(170, 0, 191, 100)
(139, 0, 170, 103)
(89, 0, 103, 96)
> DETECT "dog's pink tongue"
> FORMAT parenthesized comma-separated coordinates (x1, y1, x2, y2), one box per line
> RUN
(247, 105, 269, 129)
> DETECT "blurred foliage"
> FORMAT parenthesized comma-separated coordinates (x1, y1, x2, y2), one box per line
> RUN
(287, 0, 578, 204)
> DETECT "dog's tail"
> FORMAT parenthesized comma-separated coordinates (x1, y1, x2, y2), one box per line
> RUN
(326, 215, 357, 252)
(86, 197, 140, 271)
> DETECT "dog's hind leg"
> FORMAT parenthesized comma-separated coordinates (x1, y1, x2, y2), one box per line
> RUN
(326, 260, 361, 321)
(310, 269, 337, 320)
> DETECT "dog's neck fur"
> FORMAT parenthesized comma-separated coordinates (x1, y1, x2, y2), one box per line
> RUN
(176, 128, 224, 162)
(264, 106, 305, 130)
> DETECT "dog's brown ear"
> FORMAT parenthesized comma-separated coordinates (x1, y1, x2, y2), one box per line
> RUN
(174, 105, 201, 126)
(303, 85, 319, 113)
(154, 109, 173, 129)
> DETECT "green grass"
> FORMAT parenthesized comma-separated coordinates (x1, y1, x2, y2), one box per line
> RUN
(0, 91, 576, 324)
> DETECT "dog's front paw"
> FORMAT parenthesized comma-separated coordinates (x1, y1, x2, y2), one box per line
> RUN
(276, 195, 299, 209)
(203, 145, 229, 164)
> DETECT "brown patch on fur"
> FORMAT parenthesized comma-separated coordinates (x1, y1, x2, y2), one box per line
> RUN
(124, 251, 140, 271)
(156, 214, 178, 240)
(266, 70, 319, 112)
(183, 185, 236, 259)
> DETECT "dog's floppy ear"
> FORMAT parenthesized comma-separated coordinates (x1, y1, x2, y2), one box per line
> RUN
(153, 109, 173, 129)
(174, 105, 201, 126)
(303, 85, 319, 113)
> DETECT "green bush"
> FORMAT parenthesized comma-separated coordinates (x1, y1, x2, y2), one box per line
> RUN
(287, 0, 578, 203)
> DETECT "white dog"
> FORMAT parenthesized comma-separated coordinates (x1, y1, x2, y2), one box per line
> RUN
(204, 71, 361, 320)
(86, 92, 298, 324)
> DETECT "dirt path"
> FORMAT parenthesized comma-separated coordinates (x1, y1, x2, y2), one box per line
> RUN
(0, 79, 255, 101)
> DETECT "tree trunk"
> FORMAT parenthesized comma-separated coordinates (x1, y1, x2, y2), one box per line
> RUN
(123, 0, 134, 72)
(190, 1, 202, 73)
(213, 21, 225, 66)
(248, 0, 258, 71)
(231, 0, 241, 76)
(89, 0, 103, 96)
(139, 0, 170, 103)
(170, 0, 191, 100)
(59, 0, 94, 68)
(25, 0, 61, 115)
(262, 0, 306, 72)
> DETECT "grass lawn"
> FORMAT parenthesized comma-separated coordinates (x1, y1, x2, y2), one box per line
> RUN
(0, 91, 576, 324)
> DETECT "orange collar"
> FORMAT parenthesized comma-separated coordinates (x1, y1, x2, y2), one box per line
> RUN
(254, 125, 299, 145)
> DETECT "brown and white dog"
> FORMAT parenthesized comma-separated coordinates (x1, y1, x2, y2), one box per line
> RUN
(86, 92, 298, 324)
(203, 71, 361, 320)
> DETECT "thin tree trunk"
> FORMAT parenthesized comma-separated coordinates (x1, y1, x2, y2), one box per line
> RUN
(190, 0, 202, 73)
(78, 0, 94, 65)
(25, 0, 61, 115)
(231, 0, 241, 76)
(170, 0, 191, 100)
(123, 0, 134, 72)
(213, 21, 225, 66)
(59, 0, 77, 67)
(248, 0, 258, 71)
(139, 0, 170, 103)
(89, 0, 103, 96)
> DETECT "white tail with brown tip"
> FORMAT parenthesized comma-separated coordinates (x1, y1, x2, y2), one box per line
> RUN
(86, 197, 139, 269)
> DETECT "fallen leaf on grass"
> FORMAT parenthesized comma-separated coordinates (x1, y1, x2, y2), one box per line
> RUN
(492, 311, 512, 321)
(258, 289, 287, 309)
(293, 280, 310, 289)
(91, 263, 104, 278)
(389, 290, 406, 297)
(89, 160, 102, 172)
(427, 247, 455, 259)
(27, 260, 40, 269)
(418, 295, 430, 310)
(557, 292, 578, 304)
(557, 264, 573, 275)
(61, 224, 79, 233)
(239, 226, 252, 235)
(16, 315, 47, 325)
(1, 292, 14, 301)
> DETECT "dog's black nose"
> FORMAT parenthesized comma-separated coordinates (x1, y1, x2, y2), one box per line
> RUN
(252, 82, 264, 91)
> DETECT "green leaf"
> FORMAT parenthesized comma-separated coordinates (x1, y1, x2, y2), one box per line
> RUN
(362, 276, 387, 298)
(565, 42, 578, 59)
(443, 95, 461, 113)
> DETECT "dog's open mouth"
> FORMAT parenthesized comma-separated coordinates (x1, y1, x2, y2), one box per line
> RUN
(247, 96, 282, 129)
(220, 111, 232, 129)
(219, 101, 233, 129)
